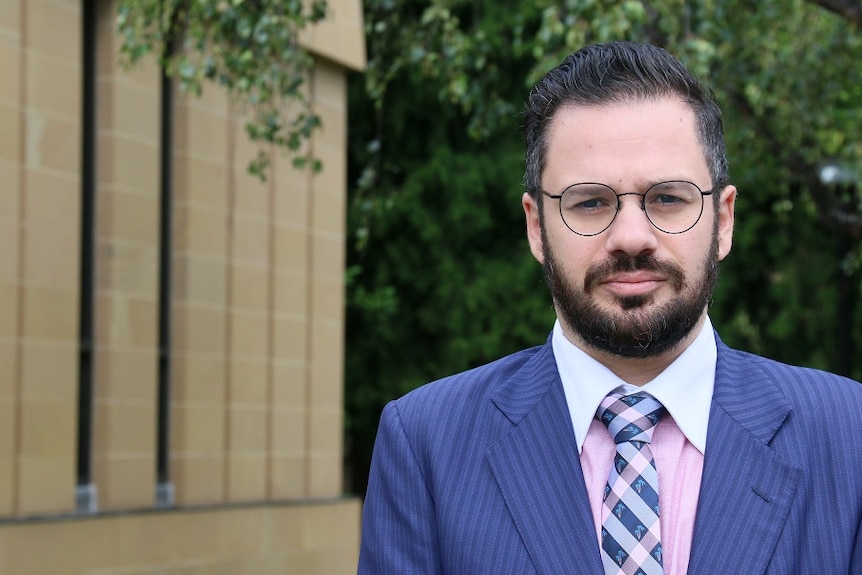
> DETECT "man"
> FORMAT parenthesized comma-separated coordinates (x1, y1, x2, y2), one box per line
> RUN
(358, 41, 862, 574)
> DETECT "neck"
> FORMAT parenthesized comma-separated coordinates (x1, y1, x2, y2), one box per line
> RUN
(561, 314, 707, 386)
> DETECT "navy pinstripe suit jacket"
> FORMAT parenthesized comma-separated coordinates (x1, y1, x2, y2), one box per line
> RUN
(358, 334, 862, 574)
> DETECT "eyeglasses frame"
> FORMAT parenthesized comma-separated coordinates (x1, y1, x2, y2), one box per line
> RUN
(539, 179, 720, 236)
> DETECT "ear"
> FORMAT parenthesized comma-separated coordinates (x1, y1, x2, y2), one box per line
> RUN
(716, 185, 736, 261)
(523, 192, 545, 264)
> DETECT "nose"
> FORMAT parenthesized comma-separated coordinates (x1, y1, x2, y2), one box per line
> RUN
(603, 195, 659, 256)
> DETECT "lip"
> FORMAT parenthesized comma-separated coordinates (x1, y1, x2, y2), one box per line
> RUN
(599, 272, 665, 297)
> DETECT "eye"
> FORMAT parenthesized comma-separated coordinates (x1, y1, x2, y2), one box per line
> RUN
(573, 197, 612, 210)
(652, 194, 685, 205)
(562, 184, 617, 213)
(645, 182, 698, 209)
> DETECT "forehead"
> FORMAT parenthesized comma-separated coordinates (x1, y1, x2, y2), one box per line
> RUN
(543, 97, 709, 188)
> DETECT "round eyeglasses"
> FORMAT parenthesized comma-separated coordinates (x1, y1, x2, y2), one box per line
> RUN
(541, 180, 718, 236)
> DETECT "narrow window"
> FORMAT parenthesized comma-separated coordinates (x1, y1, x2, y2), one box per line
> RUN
(155, 58, 175, 508)
(76, 0, 98, 514)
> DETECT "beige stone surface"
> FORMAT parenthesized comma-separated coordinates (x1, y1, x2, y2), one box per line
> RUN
(3, 0, 365, 569)
(0, 500, 361, 574)
(301, 0, 367, 71)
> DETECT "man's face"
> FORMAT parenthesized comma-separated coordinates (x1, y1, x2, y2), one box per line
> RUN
(523, 97, 736, 358)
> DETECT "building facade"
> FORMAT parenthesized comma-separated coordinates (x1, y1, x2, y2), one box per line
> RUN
(0, 0, 365, 572)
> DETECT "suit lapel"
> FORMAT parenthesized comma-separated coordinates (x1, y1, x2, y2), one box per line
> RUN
(487, 342, 604, 575)
(688, 340, 801, 574)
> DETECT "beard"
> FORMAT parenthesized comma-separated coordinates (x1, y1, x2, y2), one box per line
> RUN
(541, 223, 720, 359)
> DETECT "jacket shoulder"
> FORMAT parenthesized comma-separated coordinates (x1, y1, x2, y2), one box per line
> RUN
(718, 341, 862, 412)
(394, 344, 546, 414)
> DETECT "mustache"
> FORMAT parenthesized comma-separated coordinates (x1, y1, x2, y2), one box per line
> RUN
(583, 254, 686, 294)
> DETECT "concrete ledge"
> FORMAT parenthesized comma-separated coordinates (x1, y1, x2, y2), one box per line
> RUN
(0, 496, 362, 575)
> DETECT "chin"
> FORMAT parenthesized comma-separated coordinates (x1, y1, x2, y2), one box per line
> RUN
(615, 293, 653, 311)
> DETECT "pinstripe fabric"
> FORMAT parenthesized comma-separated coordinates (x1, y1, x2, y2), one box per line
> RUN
(689, 343, 862, 574)
(358, 333, 862, 575)
(359, 342, 603, 575)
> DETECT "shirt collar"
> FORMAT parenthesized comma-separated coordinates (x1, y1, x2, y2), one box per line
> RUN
(553, 316, 716, 454)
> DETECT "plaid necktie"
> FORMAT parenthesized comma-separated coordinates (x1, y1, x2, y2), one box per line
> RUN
(596, 392, 667, 575)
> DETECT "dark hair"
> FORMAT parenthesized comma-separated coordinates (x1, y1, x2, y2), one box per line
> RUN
(523, 41, 728, 201)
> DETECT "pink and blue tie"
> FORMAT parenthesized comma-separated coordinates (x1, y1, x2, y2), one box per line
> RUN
(597, 392, 666, 575)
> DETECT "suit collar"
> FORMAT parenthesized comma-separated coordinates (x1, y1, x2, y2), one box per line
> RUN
(489, 336, 559, 425)
(491, 331, 794, 442)
(688, 337, 800, 574)
(487, 340, 605, 575)
(710, 334, 793, 444)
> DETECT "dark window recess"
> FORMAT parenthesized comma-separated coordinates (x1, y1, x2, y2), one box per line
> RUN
(155, 59, 175, 508)
(76, 0, 97, 514)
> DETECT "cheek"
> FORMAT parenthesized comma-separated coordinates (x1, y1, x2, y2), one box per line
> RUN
(684, 237, 716, 273)
(546, 234, 597, 276)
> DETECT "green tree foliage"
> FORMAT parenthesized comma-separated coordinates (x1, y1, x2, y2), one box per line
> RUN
(117, 0, 328, 177)
(345, 8, 555, 490)
(675, 1, 862, 370)
(346, 0, 862, 494)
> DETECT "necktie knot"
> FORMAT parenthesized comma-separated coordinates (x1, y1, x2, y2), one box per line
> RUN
(597, 392, 666, 444)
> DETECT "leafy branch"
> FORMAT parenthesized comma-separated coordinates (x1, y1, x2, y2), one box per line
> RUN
(117, 0, 328, 179)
